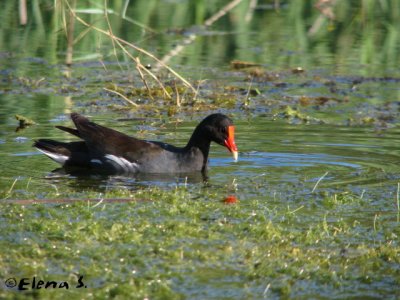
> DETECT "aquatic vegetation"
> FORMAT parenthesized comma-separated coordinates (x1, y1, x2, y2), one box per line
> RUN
(0, 184, 399, 299)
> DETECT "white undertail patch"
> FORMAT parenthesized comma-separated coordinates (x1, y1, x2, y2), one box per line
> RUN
(36, 148, 68, 165)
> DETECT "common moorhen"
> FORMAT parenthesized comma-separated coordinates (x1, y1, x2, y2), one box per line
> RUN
(34, 113, 238, 174)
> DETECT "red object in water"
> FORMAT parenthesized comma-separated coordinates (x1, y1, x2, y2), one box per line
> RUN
(223, 195, 238, 204)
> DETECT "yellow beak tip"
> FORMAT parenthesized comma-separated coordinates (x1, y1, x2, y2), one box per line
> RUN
(232, 151, 238, 161)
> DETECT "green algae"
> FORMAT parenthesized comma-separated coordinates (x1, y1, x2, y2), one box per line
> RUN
(0, 182, 399, 299)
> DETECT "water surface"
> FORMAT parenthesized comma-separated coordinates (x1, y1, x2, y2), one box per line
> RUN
(2, 115, 399, 200)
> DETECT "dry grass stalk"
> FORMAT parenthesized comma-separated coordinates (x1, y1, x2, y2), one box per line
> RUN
(312, 171, 329, 193)
(65, 0, 76, 66)
(135, 57, 156, 100)
(103, 87, 139, 107)
(155, 0, 244, 67)
(64, 0, 195, 96)
(174, 82, 181, 107)
(204, 0, 243, 27)
(19, 0, 27, 25)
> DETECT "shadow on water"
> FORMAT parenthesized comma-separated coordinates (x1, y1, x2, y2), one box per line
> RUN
(44, 167, 208, 192)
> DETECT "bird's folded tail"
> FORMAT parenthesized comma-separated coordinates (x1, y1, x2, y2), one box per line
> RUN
(55, 125, 80, 138)
(33, 139, 70, 165)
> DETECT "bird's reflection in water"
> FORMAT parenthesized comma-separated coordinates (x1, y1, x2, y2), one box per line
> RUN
(45, 167, 208, 193)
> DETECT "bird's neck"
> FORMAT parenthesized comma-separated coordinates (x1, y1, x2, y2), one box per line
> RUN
(185, 128, 211, 170)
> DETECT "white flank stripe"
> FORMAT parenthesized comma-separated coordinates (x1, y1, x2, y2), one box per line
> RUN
(90, 159, 103, 165)
(104, 154, 139, 173)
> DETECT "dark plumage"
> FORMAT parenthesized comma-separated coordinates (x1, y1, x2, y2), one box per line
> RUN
(34, 113, 238, 174)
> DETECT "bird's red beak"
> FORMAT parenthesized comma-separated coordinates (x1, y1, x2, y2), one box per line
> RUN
(224, 125, 238, 161)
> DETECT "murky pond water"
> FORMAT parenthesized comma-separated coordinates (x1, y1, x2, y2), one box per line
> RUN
(2, 114, 399, 200)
